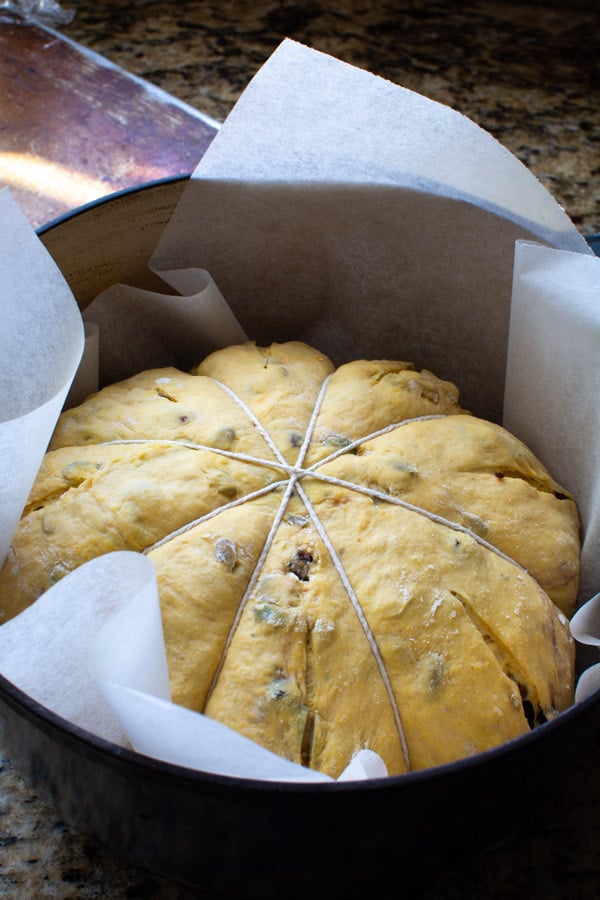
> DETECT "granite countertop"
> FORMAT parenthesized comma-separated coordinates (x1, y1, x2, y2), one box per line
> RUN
(60, 0, 599, 235)
(1, 1, 600, 898)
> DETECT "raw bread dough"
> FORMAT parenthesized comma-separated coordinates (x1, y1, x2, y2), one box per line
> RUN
(0, 341, 579, 776)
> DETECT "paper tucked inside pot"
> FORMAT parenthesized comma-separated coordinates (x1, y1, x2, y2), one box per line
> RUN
(81, 266, 247, 384)
(0, 189, 84, 567)
(0, 39, 598, 782)
(505, 241, 600, 606)
(150, 39, 592, 426)
(505, 241, 600, 689)
(570, 593, 600, 701)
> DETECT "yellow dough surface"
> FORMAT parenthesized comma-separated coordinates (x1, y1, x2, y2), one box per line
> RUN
(0, 341, 579, 777)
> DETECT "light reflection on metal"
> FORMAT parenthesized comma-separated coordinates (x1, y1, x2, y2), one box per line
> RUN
(0, 151, 110, 206)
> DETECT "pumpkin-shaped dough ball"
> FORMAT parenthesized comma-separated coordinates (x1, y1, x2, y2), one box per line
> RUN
(0, 341, 579, 777)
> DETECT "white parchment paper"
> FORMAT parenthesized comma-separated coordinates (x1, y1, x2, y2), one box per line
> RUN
(570, 593, 600, 701)
(150, 39, 592, 425)
(505, 241, 600, 605)
(82, 266, 247, 384)
(0, 189, 84, 565)
(0, 40, 598, 781)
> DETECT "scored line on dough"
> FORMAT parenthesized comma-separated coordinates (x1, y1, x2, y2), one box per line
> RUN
(90, 374, 548, 769)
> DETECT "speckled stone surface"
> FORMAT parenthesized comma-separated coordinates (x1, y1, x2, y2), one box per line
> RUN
(1, 1, 600, 898)
(58, 0, 599, 235)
